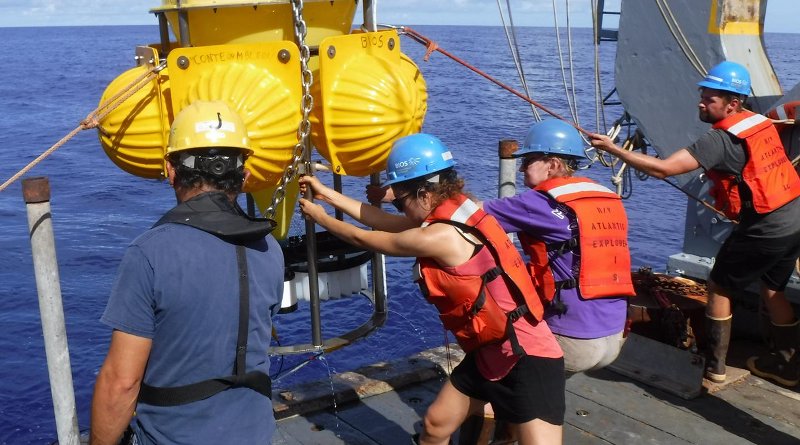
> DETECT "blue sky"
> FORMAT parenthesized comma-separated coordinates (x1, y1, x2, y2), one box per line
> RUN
(1, 0, 797, 33)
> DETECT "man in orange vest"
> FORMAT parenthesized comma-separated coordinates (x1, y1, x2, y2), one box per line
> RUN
(590, 61, 800, 387)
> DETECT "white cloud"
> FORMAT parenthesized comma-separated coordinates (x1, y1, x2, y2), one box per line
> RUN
(0, 0, 795, 32)
(3, 0, 153, 27)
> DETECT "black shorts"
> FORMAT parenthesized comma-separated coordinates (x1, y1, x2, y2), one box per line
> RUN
(449, 353, 565, 425)
(710, 230, 800, 292)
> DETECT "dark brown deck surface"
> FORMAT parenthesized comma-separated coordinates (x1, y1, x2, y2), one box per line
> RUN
(272, 341, 800, 445)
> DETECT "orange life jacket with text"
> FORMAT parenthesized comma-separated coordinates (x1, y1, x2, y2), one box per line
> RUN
(414, 194, 544, 355)
(708, 110, 800, 219)
(519, 177, 635, 313)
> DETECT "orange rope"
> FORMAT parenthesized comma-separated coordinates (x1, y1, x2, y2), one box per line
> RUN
(401, 27, 738, 222)
(401, 26, 593, 137)
(0, 63, 163, 193)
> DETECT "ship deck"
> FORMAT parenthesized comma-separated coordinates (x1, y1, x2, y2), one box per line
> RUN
(272, 339, 800, 444)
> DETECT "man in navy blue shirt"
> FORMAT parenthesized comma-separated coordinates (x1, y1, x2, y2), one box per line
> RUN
(90, 101, 283, 445)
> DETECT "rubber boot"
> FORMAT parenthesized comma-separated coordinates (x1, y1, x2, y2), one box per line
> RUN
(747, 320, 799, 387)
(704, 314, 732, 383)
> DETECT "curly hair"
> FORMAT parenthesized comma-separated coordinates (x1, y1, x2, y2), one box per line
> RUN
(392, 168, 472, 208)
(168, 149, 245, 194)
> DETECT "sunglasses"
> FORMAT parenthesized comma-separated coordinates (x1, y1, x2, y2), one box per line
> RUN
(521, 154, 548, 169)
(391, 193, 412, 212)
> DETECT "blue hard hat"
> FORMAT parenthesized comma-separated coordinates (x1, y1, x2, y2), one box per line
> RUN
(383, 133, 455, 186)
(697, 61, 751, 96)
(515, 119, 587, 159)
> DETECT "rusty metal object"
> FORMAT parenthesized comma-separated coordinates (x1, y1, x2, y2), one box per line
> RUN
(22, 177, 51, 204)
(629, 267, 708, 351)
(498, 139, 519, 159)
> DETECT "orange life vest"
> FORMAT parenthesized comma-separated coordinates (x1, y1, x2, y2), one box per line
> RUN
(519, 177, 635, 312)
(414, 194, 544, 355)
(765, 100, 800, 122)
(708, 110, 800, 219)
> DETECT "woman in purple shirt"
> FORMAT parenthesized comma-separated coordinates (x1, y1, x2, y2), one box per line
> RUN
(482, 119, 633, 374)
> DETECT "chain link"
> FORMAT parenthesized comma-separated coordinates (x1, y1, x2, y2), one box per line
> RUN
(264, 0, 314, 219)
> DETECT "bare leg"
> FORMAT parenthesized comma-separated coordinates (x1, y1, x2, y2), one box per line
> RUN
(512, 418, 563, 445)
(419, 380, 483, 445)
(761, 285, 796, 325)
(706, 280, 732, 319)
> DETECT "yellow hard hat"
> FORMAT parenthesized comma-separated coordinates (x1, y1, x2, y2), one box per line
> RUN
(166, 100, 253, 157)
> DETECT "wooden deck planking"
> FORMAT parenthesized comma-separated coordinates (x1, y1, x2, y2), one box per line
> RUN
(564, 389, 692, 444)
(274, 346, 800, 444)
(333, 381, 440, 443)
(562, 425, 615, 445)
(564, 369, 800, 444)
(273, 410, 377, 445)
(275, 380, 442, 445)
(705, 376, 800, 444)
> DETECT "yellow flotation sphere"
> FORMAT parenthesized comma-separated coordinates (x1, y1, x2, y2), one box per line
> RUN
(97, 65, 171, 179)
(311, 31, 428, 176)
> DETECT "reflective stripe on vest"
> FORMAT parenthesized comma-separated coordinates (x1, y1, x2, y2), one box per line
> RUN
(416, 194, 544, 355)
(531, 177, 635, 300)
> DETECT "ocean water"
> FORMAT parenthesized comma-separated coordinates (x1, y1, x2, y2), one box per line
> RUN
(0, 24, 798, 444)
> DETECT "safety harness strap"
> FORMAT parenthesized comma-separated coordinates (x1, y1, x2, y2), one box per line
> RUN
(549, 278, 577, 315)
(470, 267, 502, 316)
(546, 237, 579, 256)
(138, 245, 272, 406)
(234, 244, 249, 375)
(441, 220, 530, 356)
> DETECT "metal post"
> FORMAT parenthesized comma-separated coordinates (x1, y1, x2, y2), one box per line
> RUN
(498, 139, 519, 198)
(178, 10, 191, 47)
(22, 177, 79, 445)
(362, 0, 377, 32)
(303, 155, 323, 348)
(332, 173, 344, 221)
(157, 12, 171, 55)
(369, 173, 387, 313)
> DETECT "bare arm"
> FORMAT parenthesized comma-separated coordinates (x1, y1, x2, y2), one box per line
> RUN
(90, 330, 151, 445)
(299, 198, 471, 265)
(590, 133, 701, 178)
(299, 175, 416, 232)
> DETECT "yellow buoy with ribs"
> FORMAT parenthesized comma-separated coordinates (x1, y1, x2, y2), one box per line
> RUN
(311, 30, 427, 176)
(96, 0, 427, 237)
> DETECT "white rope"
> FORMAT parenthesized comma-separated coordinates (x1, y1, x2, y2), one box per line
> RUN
(565, 0, 580, 127)
(496, 0, 541, 120)
(590, 0, 608, 135)
(551, 0, 580, 124)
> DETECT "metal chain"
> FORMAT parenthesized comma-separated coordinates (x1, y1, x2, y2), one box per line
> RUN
(264, 0, 314, 219)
